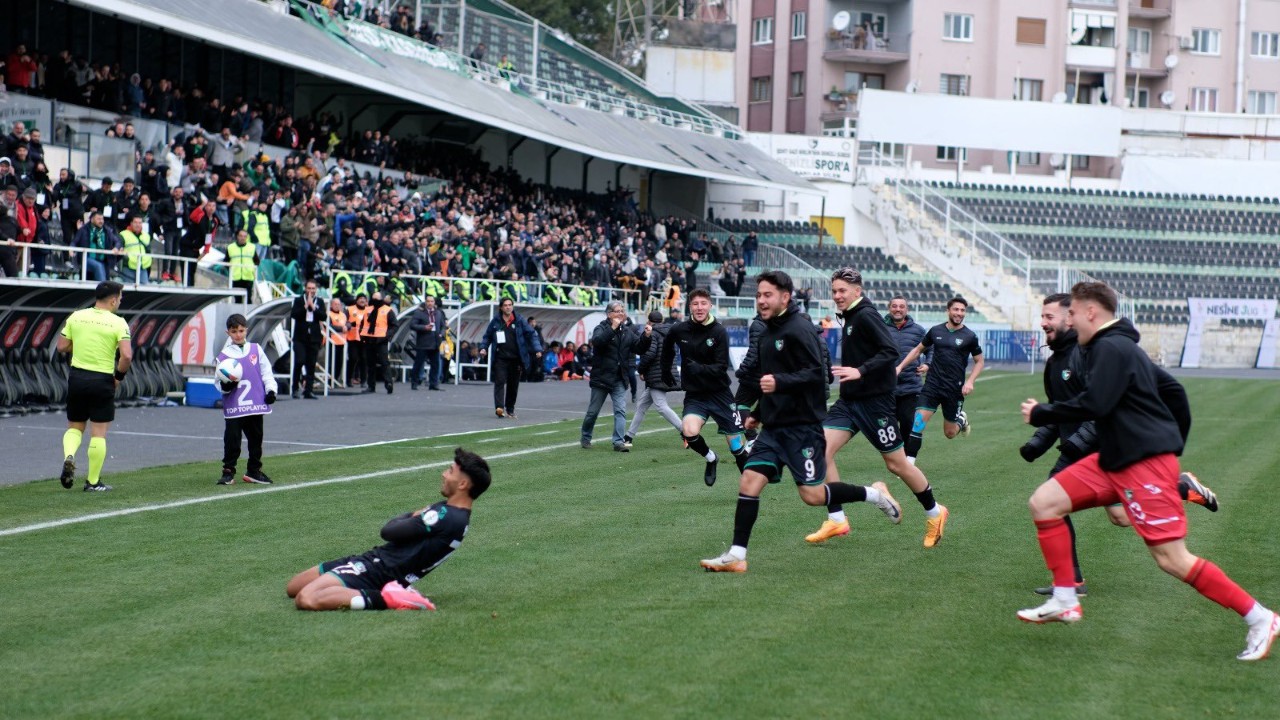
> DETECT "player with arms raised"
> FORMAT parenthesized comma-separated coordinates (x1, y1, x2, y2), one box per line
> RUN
(898, 297, 983, 464)
(1017, 282, 1278, 662)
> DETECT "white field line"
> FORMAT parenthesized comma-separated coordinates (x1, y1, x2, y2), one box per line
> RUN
(0, 428, 666, 538)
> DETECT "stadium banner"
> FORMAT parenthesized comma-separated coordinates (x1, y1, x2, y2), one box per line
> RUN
(0, 93, 53, 135)
(1257, 319, 1280, 369)
(1181, 297, 1277, 368)
(746, 134, 855, 183)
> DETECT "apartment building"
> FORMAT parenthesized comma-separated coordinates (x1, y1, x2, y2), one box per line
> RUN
(735, 0, 1280, 175)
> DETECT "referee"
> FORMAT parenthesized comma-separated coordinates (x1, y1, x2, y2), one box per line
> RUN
(56, 281, 133, 492)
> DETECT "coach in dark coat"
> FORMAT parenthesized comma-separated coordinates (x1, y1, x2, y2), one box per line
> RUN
(290, 280, 326, 399)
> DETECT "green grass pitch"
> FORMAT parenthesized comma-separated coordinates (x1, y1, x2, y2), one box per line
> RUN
(2, 373, 1278, 718)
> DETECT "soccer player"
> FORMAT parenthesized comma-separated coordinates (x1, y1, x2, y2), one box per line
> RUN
(700, 271, 884, 573)
(1017, 282, 1279, 662)
(884, 295, 928, 449)
(1021, 293, 1220, 596)
(897, 297, 984, 464)
(56, 281, 132, 492)
(215, 314, 278, 486)
(660, 289, 748, 486)
(809, 269, 950, 548)
(286, 447, 491, 611)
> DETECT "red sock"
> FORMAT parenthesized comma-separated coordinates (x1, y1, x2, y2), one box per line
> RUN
(1035, 518, 1077, 588)
(1184, 558, 1256, 616)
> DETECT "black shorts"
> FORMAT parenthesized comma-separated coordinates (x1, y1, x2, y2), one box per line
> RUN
(744, 424, 827, 486)
(917, 386, 964, 424)
(66, 368, 116, 423)
(683, 389, 743, 435)
(823, 395, 904, 454)
(319, 554, 393, 592)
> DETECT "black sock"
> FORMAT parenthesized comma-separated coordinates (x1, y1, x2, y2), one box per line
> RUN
(686, 434, 711, 458)
(1065, 515, 1084, 583)
(905, 431, 923, 459)
(826, 483, 867, 509)
(913, 484, 937, 512)
(732, 494, 760, 548)
(359, 589, 387, 610)
(732, 448, 749, 472)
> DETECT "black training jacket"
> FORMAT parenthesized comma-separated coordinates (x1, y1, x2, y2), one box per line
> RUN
(661, 317, 731, 396)
(736, 305, 829, 428)
(837, 297, 897, 401)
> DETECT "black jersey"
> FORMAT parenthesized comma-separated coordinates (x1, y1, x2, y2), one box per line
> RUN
(660, 318, 732, 397)
(836, 297, 897, 401)
(360, 501, 471, 585)
(921, 323, 982, 394)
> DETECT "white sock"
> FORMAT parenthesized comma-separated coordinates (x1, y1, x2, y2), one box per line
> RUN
(1052, 586, 1079, 605)
(729, 545, 747, 560)
(907, 456, 917, 466)
(924, 505, 941, 518)
(864, 485, 883, 504)
(1244, 602, 1271, 626)
(705, 450, 718, 463)
(349, 595, 367, 610)
(829, 510, 847, 523)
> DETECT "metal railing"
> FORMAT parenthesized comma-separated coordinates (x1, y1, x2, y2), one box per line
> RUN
(5, 240, 252, 298)
(1056, 266, 1137, 321)
(755, 244, 833, 302)
(824, 31, 911, 57)
(322, 267, 641, 309)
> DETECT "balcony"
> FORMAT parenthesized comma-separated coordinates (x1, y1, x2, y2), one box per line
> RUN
(1125, 51, 1168, 78)
(821, 91, 861, 123)
(1066, 44, 1117, 70)
(824, 31, 910, 65)
(1129, 0, 1172, 20)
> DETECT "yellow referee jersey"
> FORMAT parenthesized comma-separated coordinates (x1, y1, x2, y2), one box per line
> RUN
(62, 307, 131, 375)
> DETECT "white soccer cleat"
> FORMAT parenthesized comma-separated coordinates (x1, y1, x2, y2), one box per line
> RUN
(871, 481, 902, 524)
(1017, 596, 1083, 624)
(1239, 611, 1280, 661)
(955, 410, 971, 436)
(700, 551, 747, 573)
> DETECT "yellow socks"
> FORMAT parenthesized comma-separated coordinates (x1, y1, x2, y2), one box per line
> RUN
(87, 437, 107, 485)
(63, 428, 83, 459)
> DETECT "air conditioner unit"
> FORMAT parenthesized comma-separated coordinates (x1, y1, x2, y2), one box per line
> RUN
(1178, 36, 1195, 50)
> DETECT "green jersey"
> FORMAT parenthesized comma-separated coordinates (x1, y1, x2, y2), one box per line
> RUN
(62, 307, 131, 375)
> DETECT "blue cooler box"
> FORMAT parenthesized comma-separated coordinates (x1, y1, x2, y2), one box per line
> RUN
(185, 378, 224, 408)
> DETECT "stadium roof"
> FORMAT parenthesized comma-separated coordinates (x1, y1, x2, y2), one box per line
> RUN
(72, 0, 815, 193)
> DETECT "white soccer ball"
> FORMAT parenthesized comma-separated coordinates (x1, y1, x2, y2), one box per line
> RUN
(215, 358, 243, 384)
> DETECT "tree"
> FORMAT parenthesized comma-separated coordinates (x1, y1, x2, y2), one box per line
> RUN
(507, 0, 614, 53)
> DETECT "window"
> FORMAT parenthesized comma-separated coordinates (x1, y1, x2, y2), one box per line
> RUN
(1252, 31, 1280, 58)
(1191, 28, 1221, 55)
(1016, 18, 1046, 46)
(791, 11, 806, 40)
(844, 72, 885, 92)
(1015, 79, 1043, 102)
(1128, 27, 1151, 55)
(752, 17, 773, 45)
(1016, 152, 1041, 166)
(936, 146, 967, 163)
(741, 199, 764, 213)
(1072, 155, 1090, 171)
(750, 76, 772, 102)
(789, 72, 805, 98)
(1191, 87, 1218, 112)
(940, 73, 970, 96)
(943, 13, 973, 42)
(857, 12, 887, 35)
(1125, 87, 1150, 108)
(1248, 90, 1277, 115)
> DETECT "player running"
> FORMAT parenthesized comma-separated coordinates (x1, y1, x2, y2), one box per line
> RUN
(660, 289, 749, 486)
(808, 268, 949, 547)
(286, 448, 491, 611)
(1017, 282, 1278, 662)
(1021, 293, 1219, 596)
(897, 297, 983, 465)
(700, 271, 888, 573)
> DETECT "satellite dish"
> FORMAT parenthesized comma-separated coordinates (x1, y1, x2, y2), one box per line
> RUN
(1164, 54, 1179, 70)
(833, 11, 851, 32)
(1160, 90, 1176, 106)
(1050, 154, 1065, 168)
(1052, 91, 1068, 104)
(905, 81, 919, 93)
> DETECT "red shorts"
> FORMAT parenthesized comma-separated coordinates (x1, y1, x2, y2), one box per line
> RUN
(1053, 452, 1186, 546)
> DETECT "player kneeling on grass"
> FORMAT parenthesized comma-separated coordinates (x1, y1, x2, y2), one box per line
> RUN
(1018, 282, 1279, 662)
(286, 448, 491, 611)
(215, 314, 278, 486)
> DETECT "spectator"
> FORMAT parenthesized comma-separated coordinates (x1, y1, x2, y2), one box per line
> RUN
(580, 301, 650, 451)
(407, 296, 447, 391)
(71, 211, 121, 281)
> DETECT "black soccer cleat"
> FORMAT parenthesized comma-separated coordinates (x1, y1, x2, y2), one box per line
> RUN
(60, 456, 76, 489)
(82, 481, 113, 492)
(243, 471, 273, 485)
(704, 458, 718, 487)
(217, 469, 235, 486)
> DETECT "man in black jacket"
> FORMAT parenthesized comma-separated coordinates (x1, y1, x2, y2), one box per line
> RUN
(700, 271, 889, 573)
(660, 289, 748, 486)
(1017, 282, 1278, 662)
(885, 295, 929, 445)
(290, 280, 326, 399)
(407, 296, 447, 391)
(581, 301, 651, 451)
(1021, 293, 1219, 596)
(811, 269, 949, 548)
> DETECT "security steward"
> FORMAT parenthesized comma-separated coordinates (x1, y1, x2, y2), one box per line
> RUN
(119, 214, 154, 285)
(360, 291, 398, 394)
(346, 293, 370, 387)
(56, 281, 133, 492)
(327, 297, 349, 388)
(227, 229, 259, 300)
